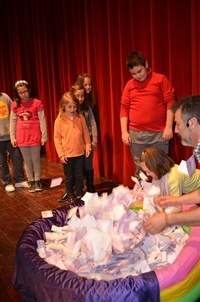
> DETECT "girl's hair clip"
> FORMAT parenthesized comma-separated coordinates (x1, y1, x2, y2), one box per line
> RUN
(15, 80, 28, 88)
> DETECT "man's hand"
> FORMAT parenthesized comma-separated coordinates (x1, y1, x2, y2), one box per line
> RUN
(156, 195, 181, 208)
(143, 212, 167, 234)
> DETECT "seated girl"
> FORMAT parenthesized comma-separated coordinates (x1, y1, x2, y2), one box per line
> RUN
(138, 147, 200, 197)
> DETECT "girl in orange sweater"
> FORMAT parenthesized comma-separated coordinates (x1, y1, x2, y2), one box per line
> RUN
(54, 91, 91, 203)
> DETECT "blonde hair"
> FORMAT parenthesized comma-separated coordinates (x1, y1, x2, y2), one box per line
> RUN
(58, 91, 80, 118)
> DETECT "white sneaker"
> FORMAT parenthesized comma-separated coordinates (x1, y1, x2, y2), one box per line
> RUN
(5, 184, 16, 192)
(15, 181, 29, 188)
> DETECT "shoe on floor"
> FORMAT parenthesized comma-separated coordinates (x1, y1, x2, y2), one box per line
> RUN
(58, 193, 75, 203)
(28, 181, 35, 193)
(5, 184, 16, 192)
(15, 181, 29, 188)
(35, 180, 43, 192)
(58, 192, 68, 203)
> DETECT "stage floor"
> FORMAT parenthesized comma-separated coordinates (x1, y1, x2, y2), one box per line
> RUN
(0, 155, 118, 302)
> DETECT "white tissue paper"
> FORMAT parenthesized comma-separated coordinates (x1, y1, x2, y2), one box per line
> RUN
(37, 184, 188, 281)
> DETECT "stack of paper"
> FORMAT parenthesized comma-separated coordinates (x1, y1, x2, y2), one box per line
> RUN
(37, 185, 188, 280)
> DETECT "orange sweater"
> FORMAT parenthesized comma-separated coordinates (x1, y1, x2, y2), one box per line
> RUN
(54, 113, 91, 158)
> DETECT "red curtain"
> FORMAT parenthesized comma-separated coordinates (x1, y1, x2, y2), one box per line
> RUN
(1, 0, 200, 187)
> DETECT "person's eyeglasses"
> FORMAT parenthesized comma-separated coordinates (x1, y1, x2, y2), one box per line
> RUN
(18, 90, 29, 96)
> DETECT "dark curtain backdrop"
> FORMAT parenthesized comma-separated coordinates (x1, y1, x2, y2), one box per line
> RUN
(1, 0, 200, 187)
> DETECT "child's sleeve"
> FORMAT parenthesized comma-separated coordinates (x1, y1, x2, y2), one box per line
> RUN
(38, 109, 48, 143)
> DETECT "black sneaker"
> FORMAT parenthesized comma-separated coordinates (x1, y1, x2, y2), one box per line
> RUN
(35, 180, 43, 192)
(28, 181, 35, 193)
(58, 192, 69, 203)
(58, 193, 75, 203)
